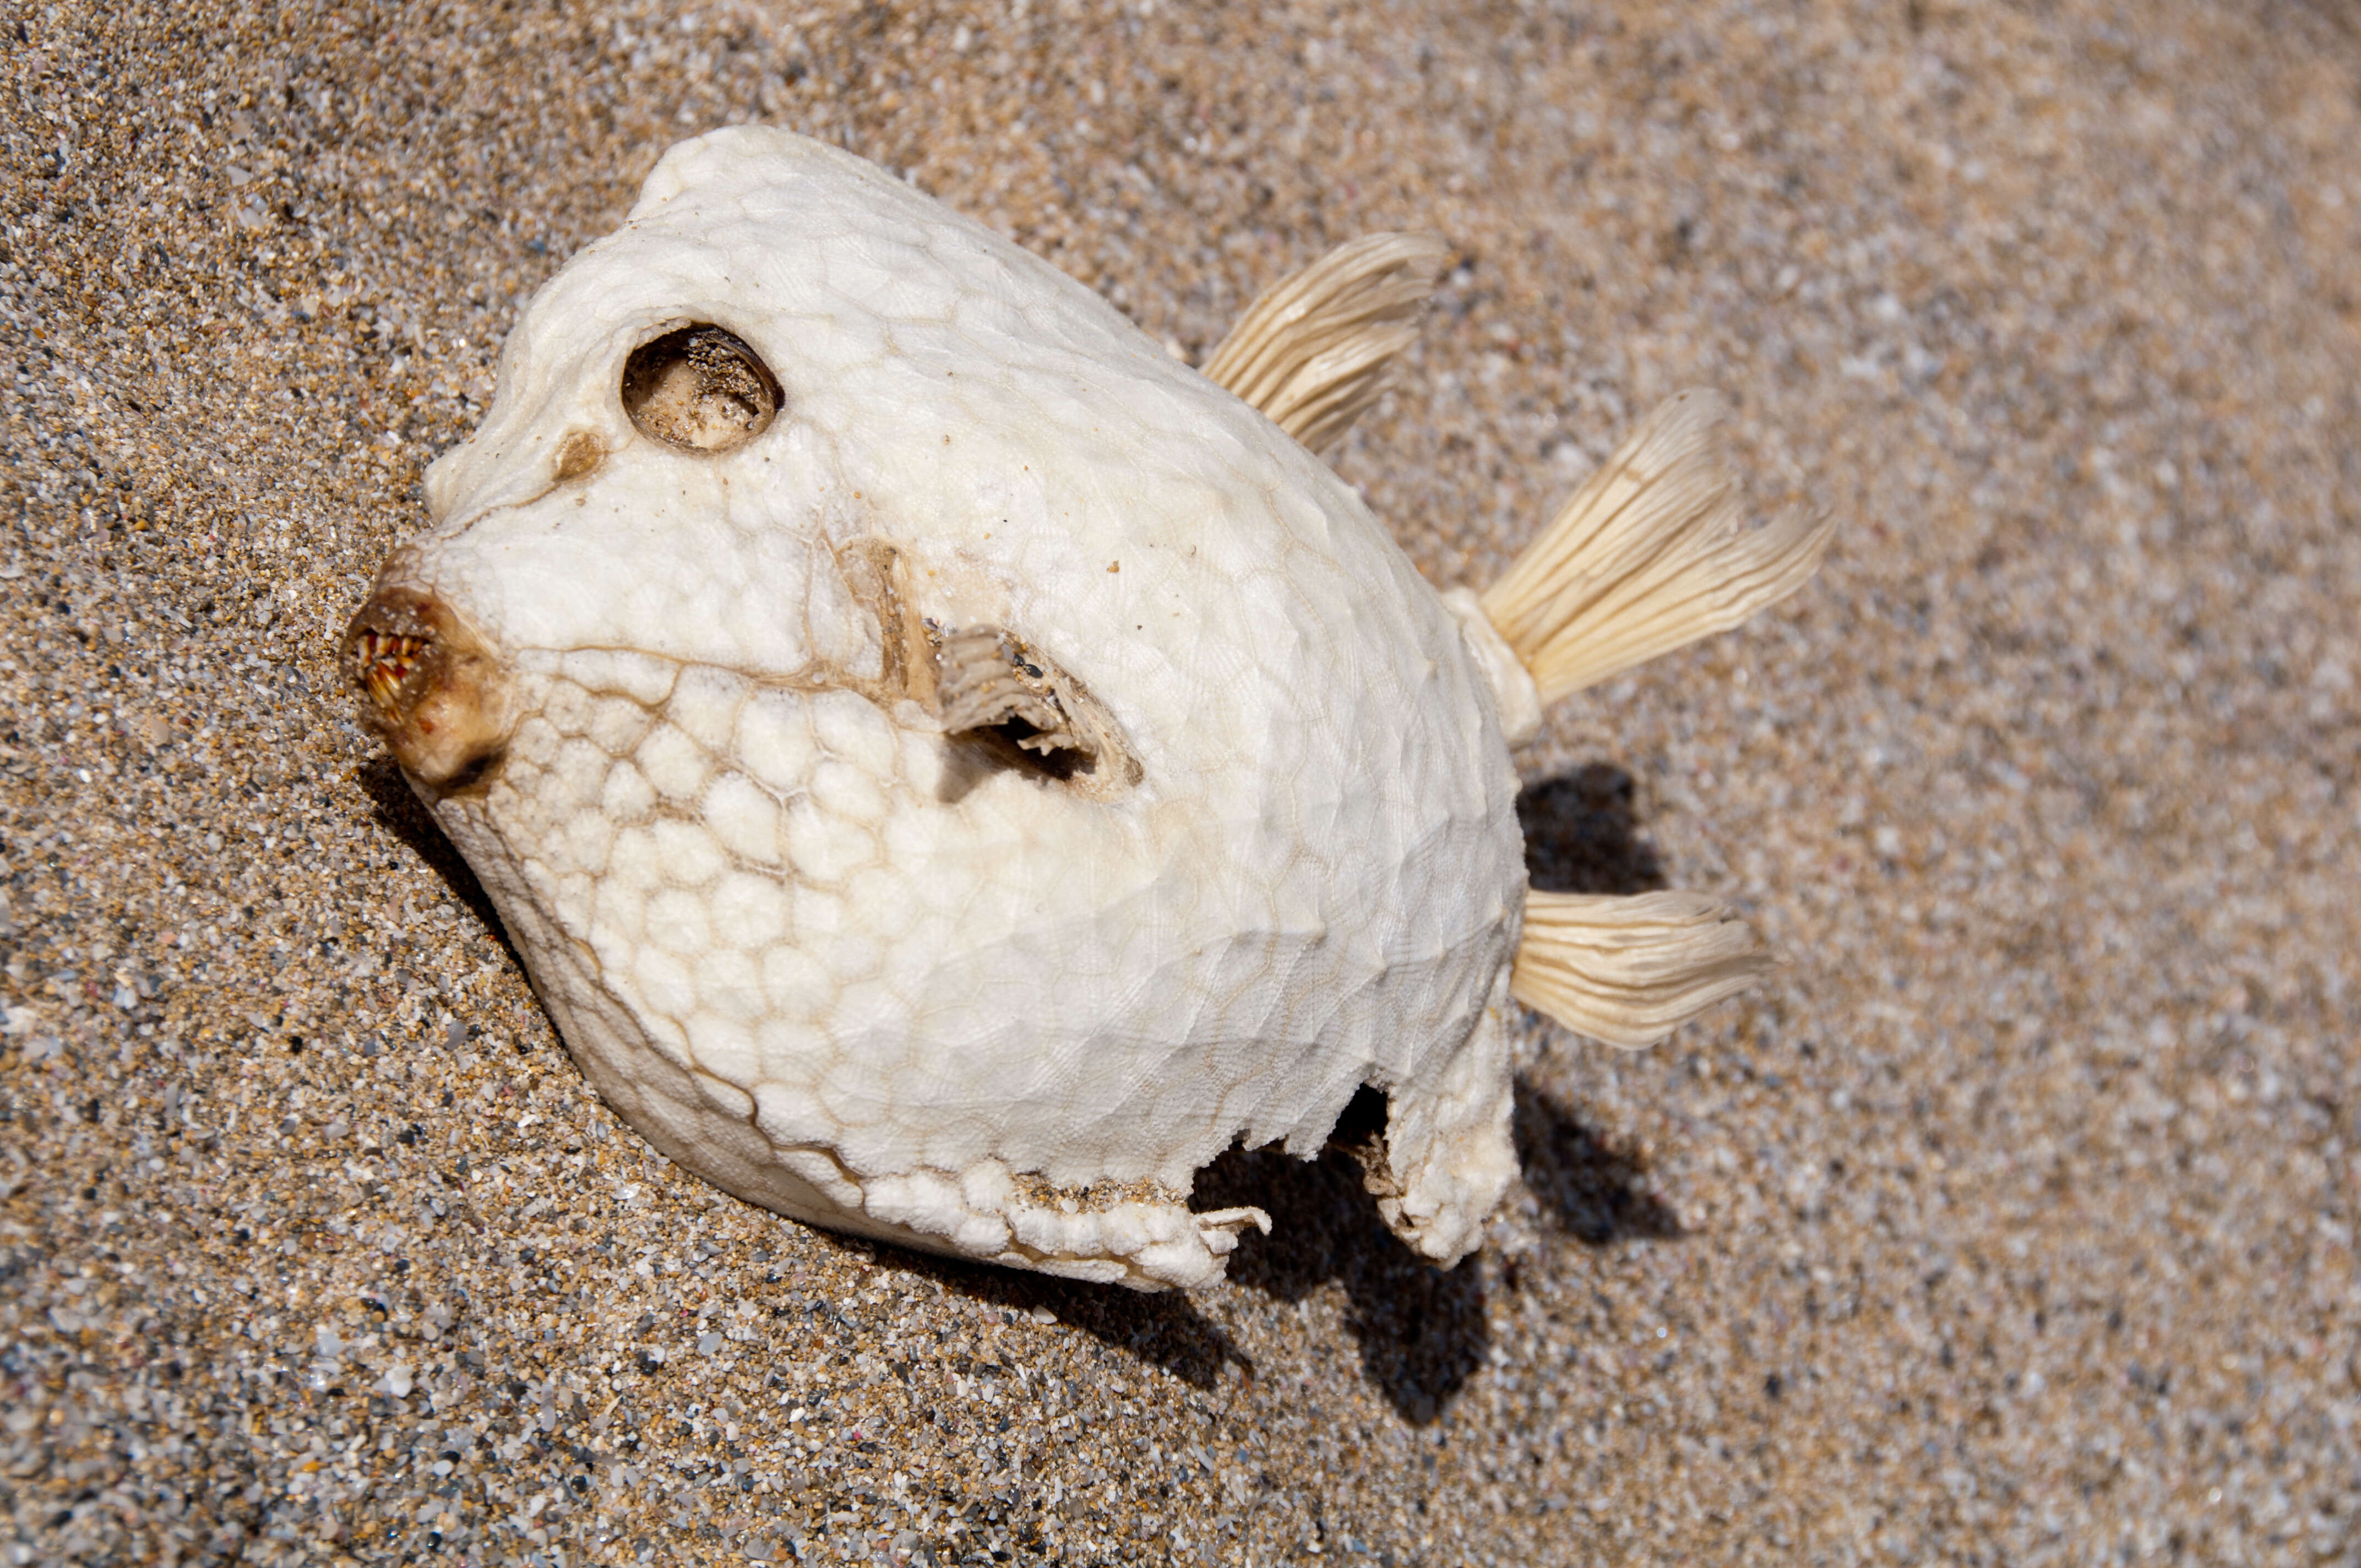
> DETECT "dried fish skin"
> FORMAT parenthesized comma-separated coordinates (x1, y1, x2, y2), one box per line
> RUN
(346, 128, 1526, 1289)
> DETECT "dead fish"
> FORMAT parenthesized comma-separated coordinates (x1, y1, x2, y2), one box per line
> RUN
(344, 127, 1830, 1289)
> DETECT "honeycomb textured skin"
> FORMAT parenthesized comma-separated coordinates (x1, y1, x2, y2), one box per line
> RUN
(377, 128, 1526, 1289)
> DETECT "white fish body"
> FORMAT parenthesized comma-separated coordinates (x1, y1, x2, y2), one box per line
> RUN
(347, 127, 1827, 1289)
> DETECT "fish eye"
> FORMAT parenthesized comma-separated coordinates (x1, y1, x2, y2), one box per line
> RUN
(620, 323, 781, 453)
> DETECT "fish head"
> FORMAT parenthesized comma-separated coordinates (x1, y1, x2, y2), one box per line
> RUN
(343, 137, 964, 793)
(341, 126, 1220, 803)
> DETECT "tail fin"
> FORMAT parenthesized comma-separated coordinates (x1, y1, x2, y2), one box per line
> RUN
(1510, 890, 1772, 1049)
(1200, 232, 1451, 455)
(1479, 390, 1832, 706)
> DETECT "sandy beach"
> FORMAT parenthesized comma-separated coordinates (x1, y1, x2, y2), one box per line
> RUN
(5, 1, 2360, 1561)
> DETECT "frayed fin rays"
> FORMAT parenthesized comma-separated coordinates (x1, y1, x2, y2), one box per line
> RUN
(1479, 390, 1835, 705)
(1509, 892, 1774, 1049)
(1199, 232, 1452, 455)
(1472, 391, 1831, 1048)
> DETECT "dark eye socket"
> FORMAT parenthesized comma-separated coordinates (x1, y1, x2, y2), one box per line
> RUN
(621, 324, 781, 453)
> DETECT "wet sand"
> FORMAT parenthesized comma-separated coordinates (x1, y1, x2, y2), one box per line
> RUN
(5, 1, 2360, 1562)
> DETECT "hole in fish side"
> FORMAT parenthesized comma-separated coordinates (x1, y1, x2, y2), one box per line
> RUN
(933, 625, 1140, 799)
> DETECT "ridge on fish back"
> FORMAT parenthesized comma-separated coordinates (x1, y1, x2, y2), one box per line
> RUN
(345, 126, 1831, 1291)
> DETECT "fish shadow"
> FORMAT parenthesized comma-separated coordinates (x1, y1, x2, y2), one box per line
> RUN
(870, 1245, 1255, 1392)
(1517, 762, 1666, 895)
(1511, 1080, 1684, 1246)
(908, 764, 1685, 1415)
(1193, 1097, 1489, 1426)
(352, 755, 521, 970)
(350, 760, 1671, 1403)
(1510, 764, 1688, 1245)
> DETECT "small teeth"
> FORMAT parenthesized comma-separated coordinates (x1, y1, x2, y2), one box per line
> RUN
(354, 630, 429, 715)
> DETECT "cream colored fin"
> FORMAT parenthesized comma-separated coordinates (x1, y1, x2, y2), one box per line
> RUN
(1199, 231, 1451, 455)
(1509, 890, 1771, 1049)
(1478, 390, 1834, 705)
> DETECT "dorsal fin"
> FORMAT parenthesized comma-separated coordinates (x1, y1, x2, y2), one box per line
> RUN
(1199, 232, 1451, 455)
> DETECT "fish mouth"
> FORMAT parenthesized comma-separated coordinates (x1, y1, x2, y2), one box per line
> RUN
(342, 581, 514, 791)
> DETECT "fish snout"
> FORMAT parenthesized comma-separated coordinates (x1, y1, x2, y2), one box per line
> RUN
(342, 582, 514, 790)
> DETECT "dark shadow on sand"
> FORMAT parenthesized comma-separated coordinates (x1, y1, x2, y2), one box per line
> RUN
(352, 754, 521, 971)
(1511, 1080, 1684, 1245)
(872, 1244, 1255, 1392)
(1516, 762, 1666, 895)
(1193, 1092, 1489, 1425)
(1511, 764, 1687, 1237)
